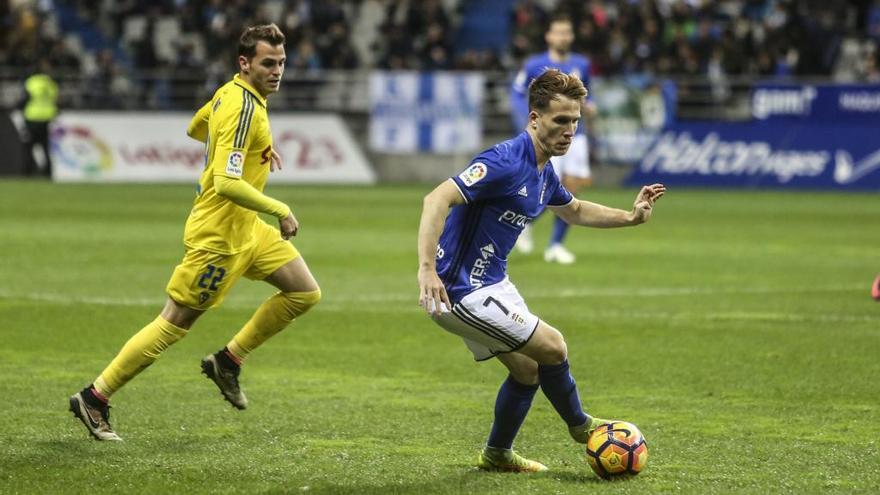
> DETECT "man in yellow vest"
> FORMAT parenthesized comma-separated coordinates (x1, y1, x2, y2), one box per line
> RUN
(22, 60, 58, 177)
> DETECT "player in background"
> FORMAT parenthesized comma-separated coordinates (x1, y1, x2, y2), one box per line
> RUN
(418, 69, 665, 471)
(872, 273, 880, 300)
(510, 14, 596, 264)
(69, 24, 322, 441)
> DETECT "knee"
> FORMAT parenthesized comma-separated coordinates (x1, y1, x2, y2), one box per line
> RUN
(542, 338, 568, 365)
(282, 288, 322, 316)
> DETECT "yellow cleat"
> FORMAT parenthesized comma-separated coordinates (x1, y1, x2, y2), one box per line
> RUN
(569, 416, 612, 444)
(477, 448, 548, 473)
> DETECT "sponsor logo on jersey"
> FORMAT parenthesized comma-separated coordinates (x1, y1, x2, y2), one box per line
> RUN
(459, 162, 487, 186)
(469, 243, 495, 288)
(499, 210, 532, 228)
(226, 150, 244, 177)
(517, 185, 528, 197)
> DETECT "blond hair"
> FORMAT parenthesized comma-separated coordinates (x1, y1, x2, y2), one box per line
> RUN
(528, 69, 587, 112)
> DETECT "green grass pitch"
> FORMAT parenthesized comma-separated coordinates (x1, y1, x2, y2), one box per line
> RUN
(0, 180, 877, 494)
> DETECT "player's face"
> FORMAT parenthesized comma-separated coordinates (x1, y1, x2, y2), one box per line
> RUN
(241, 41, 286, 97)
(531, 96, 580, 156)
(546, 21, 574, 53)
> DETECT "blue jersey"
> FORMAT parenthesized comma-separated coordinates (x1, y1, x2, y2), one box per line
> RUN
(437, 132, 575, 303)
(510, 51, 592, 132)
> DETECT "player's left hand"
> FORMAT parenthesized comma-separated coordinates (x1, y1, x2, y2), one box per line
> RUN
(418, 267, 451, 316)
(279, 211, 299, 239)
(270, 149, 282, 172)
(631, 183, 666, 224)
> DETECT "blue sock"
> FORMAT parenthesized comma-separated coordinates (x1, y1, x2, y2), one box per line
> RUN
(550, 216, 569, 246)
(538, 360, 589, 427)
(486, 375, 539, 450)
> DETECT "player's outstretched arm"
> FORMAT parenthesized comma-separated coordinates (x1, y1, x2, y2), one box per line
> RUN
(551, 183, 665, 228)
(417, 180, 465, 315)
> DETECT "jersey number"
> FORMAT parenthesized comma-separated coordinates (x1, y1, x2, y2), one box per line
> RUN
(482, 296, 509, 315)
(198, 264, 226, 291)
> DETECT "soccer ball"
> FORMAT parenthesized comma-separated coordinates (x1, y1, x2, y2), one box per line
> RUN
(586, 421, 648, 479)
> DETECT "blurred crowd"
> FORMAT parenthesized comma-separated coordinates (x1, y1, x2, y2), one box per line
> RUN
(511, 0, 880, 80)
(2, 0, 879, 109)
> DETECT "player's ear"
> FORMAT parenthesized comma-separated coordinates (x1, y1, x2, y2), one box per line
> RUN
(528, 110, 539, 129)
(238, 55, 250, 74)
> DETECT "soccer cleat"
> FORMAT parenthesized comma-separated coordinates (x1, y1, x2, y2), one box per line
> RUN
(544, 244, 575, 265)
(514, 225, 534, 254)
(69, 391, 122, 441)
(569, 416, 612, 444)
(477, 447, 548, 473)
(201, 353, 248, 410)
(872, 273, 880, 301)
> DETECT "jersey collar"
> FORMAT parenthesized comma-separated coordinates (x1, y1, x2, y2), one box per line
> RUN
(233, 74, 267, 107)
(520, 131, 548, 171)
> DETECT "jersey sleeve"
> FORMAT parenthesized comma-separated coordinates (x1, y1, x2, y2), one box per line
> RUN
(209, 91, 257, 179)
(449, 150, 516, 204)
(580, 57, 593, 101)
(546, 165, 575, 207)
(186, 101, 211, 143)
(510, 64, 531, 130)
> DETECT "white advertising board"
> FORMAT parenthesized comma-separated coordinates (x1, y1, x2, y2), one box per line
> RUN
(51, 112, 375, 183)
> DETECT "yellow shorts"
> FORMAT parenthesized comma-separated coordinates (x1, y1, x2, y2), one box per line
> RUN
(166, 220, 300, 310)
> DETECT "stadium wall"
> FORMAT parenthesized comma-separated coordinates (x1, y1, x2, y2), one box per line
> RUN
(0, 113, 26, 176)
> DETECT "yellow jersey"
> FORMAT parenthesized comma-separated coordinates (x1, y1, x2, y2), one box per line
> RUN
(184, 75, 274, 254)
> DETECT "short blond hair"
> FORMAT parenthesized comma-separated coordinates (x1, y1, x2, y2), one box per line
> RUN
(528, 69, 587, 112)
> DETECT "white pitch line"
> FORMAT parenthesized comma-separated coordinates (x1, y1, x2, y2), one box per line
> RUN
(0, 284, 865, 307)
(0, 286, 876, 324)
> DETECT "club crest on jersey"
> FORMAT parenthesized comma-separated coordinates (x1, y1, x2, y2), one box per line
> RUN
(459, 162, 487, 186)
(226, 151, 244, 177)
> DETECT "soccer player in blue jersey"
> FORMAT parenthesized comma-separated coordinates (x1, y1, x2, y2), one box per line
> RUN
(417, 69, 665, 472)
(510, 14, 596, 264)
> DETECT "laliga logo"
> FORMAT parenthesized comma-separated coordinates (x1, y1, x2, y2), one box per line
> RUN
(51, 125, 113, 175)
(752, 86, 816, 119)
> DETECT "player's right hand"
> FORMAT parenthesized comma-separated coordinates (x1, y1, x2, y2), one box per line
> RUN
(418, 267, 451, 316)
(279, 211, 299, 239)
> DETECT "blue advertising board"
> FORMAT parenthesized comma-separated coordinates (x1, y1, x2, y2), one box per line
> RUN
(751, 83, 880, 123)
(628, 121, 880, 189)
(629, 83, 880, 189)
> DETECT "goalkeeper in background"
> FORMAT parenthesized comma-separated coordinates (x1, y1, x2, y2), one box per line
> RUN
(69, 24, 322, 441)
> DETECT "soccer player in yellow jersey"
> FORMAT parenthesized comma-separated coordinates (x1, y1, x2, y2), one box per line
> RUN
(69, 24, 322, 441)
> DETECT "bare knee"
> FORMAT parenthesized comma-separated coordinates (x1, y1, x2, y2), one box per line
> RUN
(160, 298, 203, 329)
(542, 339, 568, 365)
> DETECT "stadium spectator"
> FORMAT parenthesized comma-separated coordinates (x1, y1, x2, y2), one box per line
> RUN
(21, 58, 58, 177)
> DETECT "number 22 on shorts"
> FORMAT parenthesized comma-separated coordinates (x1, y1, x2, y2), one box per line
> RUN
(197, 264, 226, 291)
